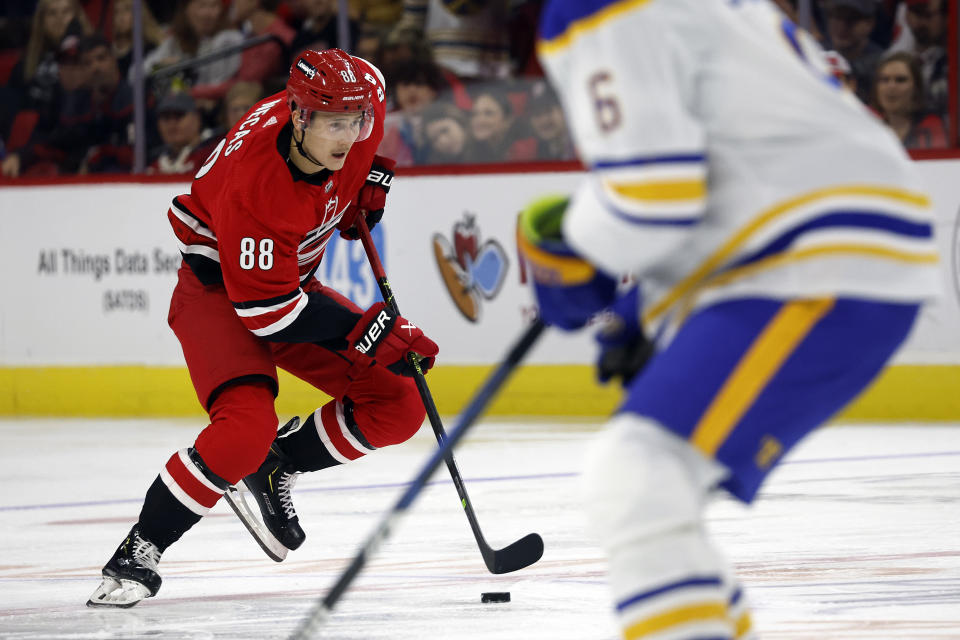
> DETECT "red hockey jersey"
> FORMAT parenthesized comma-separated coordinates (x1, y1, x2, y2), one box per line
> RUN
(167, 57, 387, 343)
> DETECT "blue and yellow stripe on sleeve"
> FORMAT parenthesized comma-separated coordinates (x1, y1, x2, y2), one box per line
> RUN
(538, 0, 654, 57)
(643, 184, 937, 327)
(593, 152, 707, 227)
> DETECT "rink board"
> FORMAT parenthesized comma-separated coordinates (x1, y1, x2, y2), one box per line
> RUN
(2, 160, 960, 419)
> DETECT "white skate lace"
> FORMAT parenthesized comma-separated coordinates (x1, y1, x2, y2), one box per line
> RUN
(277, 471, 300, 520)
(131, 536, 161, 571)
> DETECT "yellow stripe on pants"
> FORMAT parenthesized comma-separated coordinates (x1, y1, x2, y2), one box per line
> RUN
(690, 298, 835, 457)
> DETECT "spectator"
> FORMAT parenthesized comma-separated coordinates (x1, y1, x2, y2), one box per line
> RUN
(109, 0, 163, 78)
(373, 27, 471, 112)
(348, 0, 402, 61)
(887, 0, 947, 119)
(374, 26, 430, 87)
(871, 51, 947, 149)
(290, 0, 359, 58)
(56, 29, 88, 93)
(823, 49, 858, 93)
(379, 59, 446, 166)
(421, 100, 469, 164)
(186, 0, 294, 103)
(9, 0, 92, 127)
(77, 31, 142, 172)
(234, 0, 295, 74)
(2, 26, 88, 178)
(823, 0, 885, 103)
(4, 32, 139, 177)
(220, 80, 263, 131)
(79, 0, 110, 32)
(394, 0, 511, 80)
(148, 90, 221, 174)
(525, 83, 574, 161)
(138, 0, 243, 94)
(465, 85, 536, 164)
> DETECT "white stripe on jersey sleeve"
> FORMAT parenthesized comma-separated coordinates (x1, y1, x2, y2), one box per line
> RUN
(247, 292, 310, 337)
(233, 290, 304, 317)
(171, 202, 217, 240)
(174, 237, 221, 262)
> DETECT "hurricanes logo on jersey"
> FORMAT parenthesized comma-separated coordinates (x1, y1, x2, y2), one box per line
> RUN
(325, 196, 339, 216)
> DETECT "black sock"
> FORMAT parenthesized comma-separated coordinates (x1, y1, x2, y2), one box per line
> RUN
(275, 411, 351, 472)
(136, 476, 202, 552)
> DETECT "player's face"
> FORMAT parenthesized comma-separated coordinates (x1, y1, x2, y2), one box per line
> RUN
(300, 111, 365, 170)
(875, 61, 915, 117)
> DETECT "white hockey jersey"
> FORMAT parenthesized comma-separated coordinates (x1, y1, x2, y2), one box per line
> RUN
(537, 0, 941, 333)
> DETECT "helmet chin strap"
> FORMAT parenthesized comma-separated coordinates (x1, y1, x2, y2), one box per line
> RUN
(291, 123, 327, 170)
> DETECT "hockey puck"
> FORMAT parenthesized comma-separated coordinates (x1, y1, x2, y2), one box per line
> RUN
(481, 592, 511, 603)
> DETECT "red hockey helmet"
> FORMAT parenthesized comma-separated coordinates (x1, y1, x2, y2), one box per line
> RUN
(287, 49, 375, 141)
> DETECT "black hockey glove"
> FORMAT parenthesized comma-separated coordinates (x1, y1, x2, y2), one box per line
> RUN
(595, 286, 654, 387)
(344, 302, 439, 377)
(339, 155, 395, 240)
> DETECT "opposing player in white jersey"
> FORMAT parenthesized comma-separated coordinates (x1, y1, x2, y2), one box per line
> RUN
(519, 0, 941, 638)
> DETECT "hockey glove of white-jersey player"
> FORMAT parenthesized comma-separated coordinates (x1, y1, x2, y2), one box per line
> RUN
(517, 194, 617, 330)
(339, 154, 396, 240)
(595, 286, 654, 386)
(344, 302, 438, 377)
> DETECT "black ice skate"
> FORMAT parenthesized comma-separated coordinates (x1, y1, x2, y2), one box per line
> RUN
(225, 418, 306, 562)
(86, 524, 162, 608)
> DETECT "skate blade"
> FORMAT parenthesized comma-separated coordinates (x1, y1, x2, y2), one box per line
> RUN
(86, 576, 152, 608)
(224, 484, 289, 562)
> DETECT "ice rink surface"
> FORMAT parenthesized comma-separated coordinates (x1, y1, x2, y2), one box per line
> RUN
(1, 418, 959, 640)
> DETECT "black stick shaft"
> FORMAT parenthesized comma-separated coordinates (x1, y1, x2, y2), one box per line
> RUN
(288, 318, 546, 640)
(356, 221, 497, 557)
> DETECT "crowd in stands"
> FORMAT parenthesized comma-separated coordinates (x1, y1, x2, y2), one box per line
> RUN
(0, 0, 953, 178)
(776, 0, 950, 149)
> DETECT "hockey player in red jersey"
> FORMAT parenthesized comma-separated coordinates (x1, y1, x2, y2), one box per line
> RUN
(86, 49, 438, 608)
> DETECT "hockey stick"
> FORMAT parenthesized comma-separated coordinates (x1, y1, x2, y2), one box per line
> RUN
(288, 317, 546, 640)
(356, 219, 545, 574)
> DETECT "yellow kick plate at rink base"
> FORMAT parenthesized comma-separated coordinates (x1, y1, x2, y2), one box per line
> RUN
(0, 364, 958, 422)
